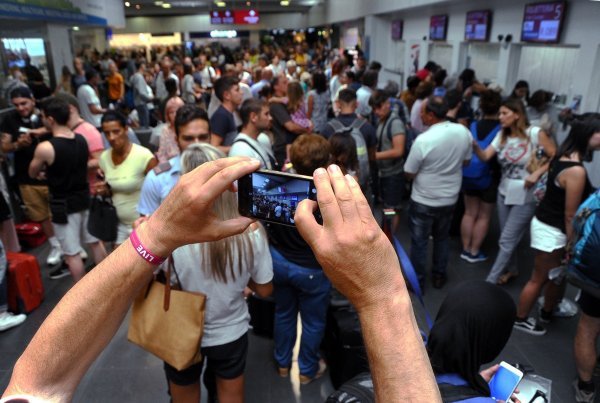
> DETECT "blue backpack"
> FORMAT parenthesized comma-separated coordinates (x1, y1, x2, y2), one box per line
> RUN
(462, 122, 501, 191)
(567, 189, 600, 298)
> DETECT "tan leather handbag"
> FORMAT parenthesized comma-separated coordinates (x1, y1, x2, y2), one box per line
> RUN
(128, 256, 206, 371)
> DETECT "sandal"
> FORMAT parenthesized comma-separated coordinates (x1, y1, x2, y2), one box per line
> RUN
(497, 272, 519, 285)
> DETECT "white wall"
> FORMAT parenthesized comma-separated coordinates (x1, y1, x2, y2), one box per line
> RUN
(360, 0, 600, 112)
(46, 24, 74, 85)
(119, 13, 308, 35)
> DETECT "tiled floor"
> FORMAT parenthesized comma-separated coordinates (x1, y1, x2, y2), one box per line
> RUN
(0, 210, 593, 402)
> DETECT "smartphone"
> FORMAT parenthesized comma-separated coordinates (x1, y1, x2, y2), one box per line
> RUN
(489, 361, 524, 402)
(238, 169, 320, 226)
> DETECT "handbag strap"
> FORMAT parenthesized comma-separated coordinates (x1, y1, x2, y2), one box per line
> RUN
(164, 256, 172, 311)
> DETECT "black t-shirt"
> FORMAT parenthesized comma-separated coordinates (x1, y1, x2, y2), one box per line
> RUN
(266, 222, 321, 269)
(210, 105, 238, 146)
(321, 113, 377, 149)
(269, 102, 293, 166)
(0, 111, 49, 185)
(47, 135, 90, 214)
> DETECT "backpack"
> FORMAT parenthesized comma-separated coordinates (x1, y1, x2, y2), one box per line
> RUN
(387, 100, 416, 157)
(328, 118, 370, 190)
(567, 189, 600, 298)
(462, 121, 501, 190)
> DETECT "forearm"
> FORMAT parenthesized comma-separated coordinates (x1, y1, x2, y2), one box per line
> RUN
(4, 229, 155, 401)
(358, 285, 440, 402)
(376, 149, 403, 160)
(87, 158, 99, 170)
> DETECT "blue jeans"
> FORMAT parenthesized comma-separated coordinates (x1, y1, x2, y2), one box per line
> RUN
(270, 246, 331, 377)
(135, 104, 150, 128)
(408, 200, 455, 282)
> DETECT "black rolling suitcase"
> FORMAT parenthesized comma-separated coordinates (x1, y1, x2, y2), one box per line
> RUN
(323, 306, 370, 389)
(248, 294, 276, 338)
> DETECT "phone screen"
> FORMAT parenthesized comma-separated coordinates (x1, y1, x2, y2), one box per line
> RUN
(489, 364, 523, 402)
(238, 170, 319, 226)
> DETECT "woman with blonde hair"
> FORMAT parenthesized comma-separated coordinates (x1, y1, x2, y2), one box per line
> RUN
(473, 98, 555, 285)
(164, 143, 273, 403)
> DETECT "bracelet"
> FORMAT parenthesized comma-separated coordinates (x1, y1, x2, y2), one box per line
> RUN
(129, 229, 166, 265)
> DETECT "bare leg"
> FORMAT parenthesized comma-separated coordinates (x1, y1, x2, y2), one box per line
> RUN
(64, 254, 85, 282)
(574, 313, 600, 382)
(88, 241, 108, 265)
(1, 219, 21, 252)
(461, 195, 479, 252)
(217, 375, 244, 403)
(516, 249, 562, 319)
(169, 380, 201, 403)
(469, 201, 494, 255)
(40, 218, 55, 238)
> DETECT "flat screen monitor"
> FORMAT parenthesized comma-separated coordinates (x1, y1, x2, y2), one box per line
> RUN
(521, 1, 566, 43)
(465, 10, 492, 41)
(209, 10, 234, 24)
(429, 15, 448, 41)
(391, 20, 403, 41)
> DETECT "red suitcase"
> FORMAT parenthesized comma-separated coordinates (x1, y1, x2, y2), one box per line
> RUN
(6, 252, 44, 314)
(15, 222, 48, 248)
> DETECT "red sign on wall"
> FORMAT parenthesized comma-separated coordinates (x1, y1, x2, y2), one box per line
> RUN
(233, 9, 259, 25)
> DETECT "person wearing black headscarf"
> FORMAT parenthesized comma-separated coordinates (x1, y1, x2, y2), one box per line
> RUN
(427, 280, 516, 399)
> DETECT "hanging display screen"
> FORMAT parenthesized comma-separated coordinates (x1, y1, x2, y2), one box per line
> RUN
(521, 1, 566, 43)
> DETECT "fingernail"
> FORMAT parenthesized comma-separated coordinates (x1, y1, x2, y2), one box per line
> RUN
(329, 164, 340, 173)
(250, 158, 261, 165)
(346, 174, 357, 187)
(314, 168, 326, 177)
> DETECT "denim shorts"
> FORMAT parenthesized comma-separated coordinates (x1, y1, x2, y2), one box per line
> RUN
(380, 173, 404, 210)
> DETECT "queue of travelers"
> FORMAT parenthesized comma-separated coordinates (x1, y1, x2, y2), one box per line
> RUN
(0, 41, 599, 403)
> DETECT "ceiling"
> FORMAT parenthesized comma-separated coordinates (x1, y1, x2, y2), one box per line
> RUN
(124, 0, 323, 17)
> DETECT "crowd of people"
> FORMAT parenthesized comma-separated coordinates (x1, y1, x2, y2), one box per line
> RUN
(0, 39, 599, 403)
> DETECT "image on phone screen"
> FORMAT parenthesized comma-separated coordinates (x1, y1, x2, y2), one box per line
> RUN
(238, 170, 318, 226)
(489, 363, 523, 402)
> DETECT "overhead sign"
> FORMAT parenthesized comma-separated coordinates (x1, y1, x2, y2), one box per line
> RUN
(211, 9, 259, 25)
(234, 9, 259, 25)
(521, 1, 566, 43)
(210, 9, 233, 24)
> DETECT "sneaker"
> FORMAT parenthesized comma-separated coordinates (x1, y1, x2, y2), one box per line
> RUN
(538, 308, 553, 324)
(573, 379, 596, 403)
(513, 317, 547, 336)
(432, 273, 447, 289)
(79, 248, 88, 261)
(46, 245, 62, 266)
(299, 360, 327, 385)
(277, 367, 290, 377)
(537, 297, 579, 317)
(466, 251, 488, 263)
(460, 250, 472, 262)
(49, 264, 70, 280)
(0, 311, 26, 332)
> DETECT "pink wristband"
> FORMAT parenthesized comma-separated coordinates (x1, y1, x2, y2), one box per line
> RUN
(130, 229, 166, 265)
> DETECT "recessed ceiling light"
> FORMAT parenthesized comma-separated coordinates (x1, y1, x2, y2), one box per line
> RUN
(154, 0, 163, 4)
(215, 0, 226, 7)
(281, 0, 289, 5)
(124, 1, 130, 6)
(72, 26, 80, 31)
(162, 3, 172, 7)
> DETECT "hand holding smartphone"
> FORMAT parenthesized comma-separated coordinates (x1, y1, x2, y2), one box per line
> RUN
(237, 169, 321, 226)
(489, 361, 524, 402)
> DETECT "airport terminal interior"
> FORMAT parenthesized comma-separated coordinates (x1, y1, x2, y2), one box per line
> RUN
(1, 0, 600, 402)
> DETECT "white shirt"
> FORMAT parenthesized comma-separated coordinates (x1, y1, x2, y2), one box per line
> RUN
(404, 121, 473, 207)
(356, 86, 373, 117)
(155, 72, 179, 101)
(199, 66, 216, 89)
(170, 227, 273, 347)
(77, 84, 102, 127)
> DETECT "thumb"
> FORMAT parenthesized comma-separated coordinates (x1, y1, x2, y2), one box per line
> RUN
(213, 216, 255, 240)
(295, 199, 321, 248)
